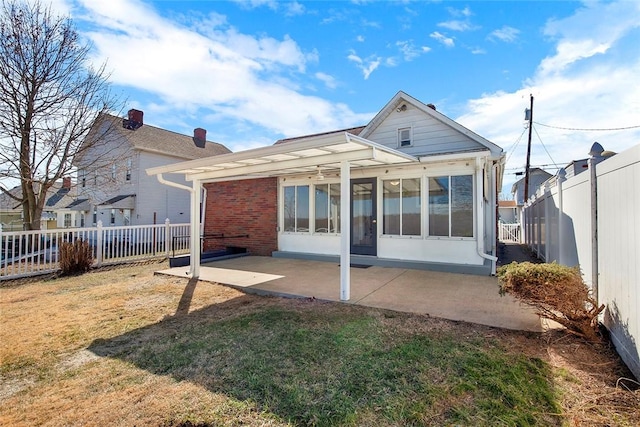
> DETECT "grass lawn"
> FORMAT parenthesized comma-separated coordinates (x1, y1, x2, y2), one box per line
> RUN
(1, 261, 638, 426)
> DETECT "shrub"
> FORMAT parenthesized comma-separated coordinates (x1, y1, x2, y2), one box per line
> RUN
(59, 239, 94, 275)
(497, 262, 604, 342)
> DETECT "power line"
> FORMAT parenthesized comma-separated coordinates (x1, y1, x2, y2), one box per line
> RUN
(532, 125, 559, 170)
(533, 121, 640, 131)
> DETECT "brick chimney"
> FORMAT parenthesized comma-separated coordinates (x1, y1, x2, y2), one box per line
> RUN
(193, 128, 207, 148)
(62, 177, 71, 189)
(123, 109, 144, 130)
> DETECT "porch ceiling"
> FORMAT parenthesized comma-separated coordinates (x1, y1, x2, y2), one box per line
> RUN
(146, 133, 419, 182)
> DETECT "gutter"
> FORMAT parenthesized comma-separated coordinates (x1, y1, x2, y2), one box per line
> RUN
(155, 173, 193, 193)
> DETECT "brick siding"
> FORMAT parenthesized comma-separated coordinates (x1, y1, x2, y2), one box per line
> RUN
(203, 178, 278, 256)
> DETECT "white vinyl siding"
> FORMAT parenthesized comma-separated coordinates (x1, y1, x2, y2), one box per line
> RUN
(365, 106, 485, 156)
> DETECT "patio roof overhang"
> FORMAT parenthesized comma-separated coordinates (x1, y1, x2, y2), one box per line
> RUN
(146, 133, 421, 302)
(146, 132, 419, 182)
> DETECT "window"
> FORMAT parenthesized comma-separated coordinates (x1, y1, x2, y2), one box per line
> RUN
(398, 127, 412, 147)
(110, 209, 116, 225)
(63, 213, 72, 228)
(123, 209, 131, 226)
(80, 170, 86, 187)
(111, 164, 116, 180)
(315, 184, 340, 233)
(92, 209, 97, 225)
(283, 185, 309, 232)
(428, 175, 473, 237)
(383, 178, 421, 236)
(80, 213, 85, 227)
(125, 159, 132, 181)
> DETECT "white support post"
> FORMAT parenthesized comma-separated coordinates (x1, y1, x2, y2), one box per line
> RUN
(190, 180, 202, 278)
(96, 220, 103, 267)
(165, 218, 171, 258)
(340, 160, 350, 301)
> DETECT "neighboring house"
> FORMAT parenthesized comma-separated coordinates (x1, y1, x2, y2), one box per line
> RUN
(147, 91, 506, 283)
(498, 200, 518, 223)
(0, 177, 79, 230)
(510, 168, 553, 206)
(0, 186, 23, 231)
(73, 110, 231, 227)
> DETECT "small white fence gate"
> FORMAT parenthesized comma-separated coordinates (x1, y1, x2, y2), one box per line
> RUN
(498, 222, 521, 243)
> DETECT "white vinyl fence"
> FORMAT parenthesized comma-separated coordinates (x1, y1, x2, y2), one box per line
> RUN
(1, 220, 190, 280)
(498, 221, 521, 243)
(521, 143, 640, 380)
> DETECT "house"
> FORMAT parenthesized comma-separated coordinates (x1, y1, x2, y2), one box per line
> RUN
(0, 178, 78, 231)
(73, 110, 231, 227)
(146, 91, 505, 298)
(510, 168, 553, 206)
(498, 199, 518, 223)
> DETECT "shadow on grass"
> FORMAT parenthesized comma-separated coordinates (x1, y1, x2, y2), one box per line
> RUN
(89, 294, 561, 426)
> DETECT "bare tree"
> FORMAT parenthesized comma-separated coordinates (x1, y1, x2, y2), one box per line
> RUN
(0, 0, 120, 230)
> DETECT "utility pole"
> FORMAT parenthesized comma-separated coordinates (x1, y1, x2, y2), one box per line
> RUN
(523, 94, 534, 201)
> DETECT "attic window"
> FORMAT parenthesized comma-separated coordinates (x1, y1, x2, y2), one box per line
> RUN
(398, 127, 412, 147)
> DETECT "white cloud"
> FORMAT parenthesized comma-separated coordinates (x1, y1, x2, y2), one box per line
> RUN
(395, 40, 430, 61)
(347, 50, 381, 80)
(456, 1, 640, 194)
(69, 0, 369, 143)
(315, 72, 338, 89)
(438, 20, 476, 32)
(430, 31, 455, 48)
(356, 35, 365, 42)
(488, 26, 520, 43)
(538, 1, 640, 76)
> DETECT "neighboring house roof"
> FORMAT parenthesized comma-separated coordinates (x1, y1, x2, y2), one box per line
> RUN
(45, 187, 70, 207)
(0, 186, 22, 211)
(274, 126, 366, 145)
(99, 194, 136, 209)
(510, 168, 553, 194)
(499, 200, 517, 208)
(66, 198, 91, 211)
(93, 114, 231, 160)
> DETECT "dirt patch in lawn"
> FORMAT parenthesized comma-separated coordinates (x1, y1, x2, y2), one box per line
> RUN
(1, 261, 638, 426)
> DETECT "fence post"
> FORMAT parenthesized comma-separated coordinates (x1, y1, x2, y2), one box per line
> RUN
(544, 182, 551, 262)
(96, 220, 103, 267)
(165, 218, 171, 259)
(588, 142, 603, 303)
(557, 169, 566, 265)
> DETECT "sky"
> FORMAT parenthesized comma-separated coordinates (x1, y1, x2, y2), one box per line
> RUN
(39, 0, 640, 195)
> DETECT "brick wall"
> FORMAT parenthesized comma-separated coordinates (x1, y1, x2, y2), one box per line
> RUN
(203, 178, 278, 256)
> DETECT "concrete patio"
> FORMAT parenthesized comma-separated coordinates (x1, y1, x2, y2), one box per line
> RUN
(157, 256, 546, 332)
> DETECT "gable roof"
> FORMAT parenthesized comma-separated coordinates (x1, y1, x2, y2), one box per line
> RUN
(360, 91, 503, 157)
(91, 114, 231, 160)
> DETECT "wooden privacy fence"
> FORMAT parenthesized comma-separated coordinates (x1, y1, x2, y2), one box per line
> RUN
(521, 143, 640, 381)
(1, 220, 190, 280)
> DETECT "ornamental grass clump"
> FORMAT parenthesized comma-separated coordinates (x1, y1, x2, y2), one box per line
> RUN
(59, 239, 94, 275)
(498, 262, 604, 342)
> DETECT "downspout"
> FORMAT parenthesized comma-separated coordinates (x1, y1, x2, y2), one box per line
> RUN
(476, 158, 498, 274)
(155, 174, 200, 278)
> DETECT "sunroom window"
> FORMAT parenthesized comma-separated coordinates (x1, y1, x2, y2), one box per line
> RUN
(428, 175, 473, 237)
(315, 184, 340, 233)
(383, 178, 421, 236)
(283, 185, 309, 232)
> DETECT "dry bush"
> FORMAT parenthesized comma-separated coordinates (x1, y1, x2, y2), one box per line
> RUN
(498, 262, 605, 342)
(59, 239, 94, 275)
